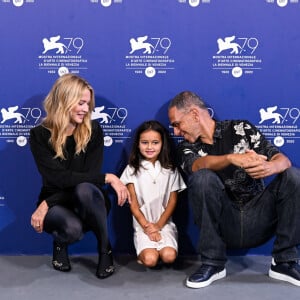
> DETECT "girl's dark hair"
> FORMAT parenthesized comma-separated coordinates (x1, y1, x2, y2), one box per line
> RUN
(129, 120, 175, 174)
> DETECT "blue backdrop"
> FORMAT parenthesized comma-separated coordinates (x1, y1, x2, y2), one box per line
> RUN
(1, 0, 300, 255)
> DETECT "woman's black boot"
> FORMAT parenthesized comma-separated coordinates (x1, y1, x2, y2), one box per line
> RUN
(96, 250, 115, 279)
(52, 241, 71, 272)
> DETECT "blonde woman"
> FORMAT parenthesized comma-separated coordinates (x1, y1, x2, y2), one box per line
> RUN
(30, 74, 130, 279)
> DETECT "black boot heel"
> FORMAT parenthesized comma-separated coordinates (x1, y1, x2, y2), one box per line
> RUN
(96, 250, 115, 279)
(52, 241, 71, 272)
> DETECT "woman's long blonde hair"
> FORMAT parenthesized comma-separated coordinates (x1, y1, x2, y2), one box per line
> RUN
(42, 73, 95, 160)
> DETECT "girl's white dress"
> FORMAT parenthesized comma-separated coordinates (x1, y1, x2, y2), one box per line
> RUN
(120, 160, 186, 255)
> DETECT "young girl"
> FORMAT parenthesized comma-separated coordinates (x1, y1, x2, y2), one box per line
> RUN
(121, 120, 186, 267)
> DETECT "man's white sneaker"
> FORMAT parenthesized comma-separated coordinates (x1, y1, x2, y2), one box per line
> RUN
(269, 259, 300, 286)
(186, 264, 226, 288)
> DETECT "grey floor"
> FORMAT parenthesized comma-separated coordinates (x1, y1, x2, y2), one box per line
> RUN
(0, 255, 299, 300)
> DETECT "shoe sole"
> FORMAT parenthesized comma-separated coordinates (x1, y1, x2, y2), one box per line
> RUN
(186, 269, 226, 288)
(52, 260, 71, 272)
(96, 269, 115, 279)
(269, 269, 300, 286)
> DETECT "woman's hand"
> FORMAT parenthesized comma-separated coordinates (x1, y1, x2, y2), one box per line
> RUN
(30, 200, 49, 233)
(105, 173, 131, 206)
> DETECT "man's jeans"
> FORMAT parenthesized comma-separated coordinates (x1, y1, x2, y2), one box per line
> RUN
(188, 167, 300, 267)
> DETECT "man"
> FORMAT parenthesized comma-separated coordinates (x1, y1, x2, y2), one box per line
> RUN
(168, 91, 300, 288)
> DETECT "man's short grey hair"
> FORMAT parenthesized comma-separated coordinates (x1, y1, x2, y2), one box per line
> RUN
(168, 91, 207, 112)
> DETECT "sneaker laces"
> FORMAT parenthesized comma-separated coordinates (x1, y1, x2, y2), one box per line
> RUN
(194, 264, 214, 275)
(272, 258, 300, 269)
(288, 261, 300, 271)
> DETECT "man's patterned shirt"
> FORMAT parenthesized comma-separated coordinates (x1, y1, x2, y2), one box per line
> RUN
(177, 120, 280, 203)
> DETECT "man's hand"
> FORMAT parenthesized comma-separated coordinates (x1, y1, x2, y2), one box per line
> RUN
(239, 150, 270, 179)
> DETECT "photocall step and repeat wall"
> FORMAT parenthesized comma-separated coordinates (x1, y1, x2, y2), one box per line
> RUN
(1, 0, 300, 255)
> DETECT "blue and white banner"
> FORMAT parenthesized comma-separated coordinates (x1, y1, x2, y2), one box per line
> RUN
(1, 0, 299, 255)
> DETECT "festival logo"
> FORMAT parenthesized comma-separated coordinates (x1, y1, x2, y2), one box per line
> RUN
(0, 0, 36, 7)
(212, 35, 262, 78)
(89, 0, 123, 6)
(129, 36, 154, 55)
(101, 0, 112, 6)
(177, 0, 211, 7)
(38, 35, 88, 76)
(265, 0, 299, 7)
(42, 36, 71, 55)
(13, 0, 24, 6)
(92, 105, 131, 146)
(276, 0, 288, 6)
(0, 104, 43, 147)
(255, 105, 300, 147)
(125, 35, 175, 78)
(259, 106, 283, 124)
(1, 106, 27, 124)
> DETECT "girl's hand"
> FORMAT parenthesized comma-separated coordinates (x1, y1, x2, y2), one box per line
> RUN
(148, 231, 162, 242)
(143, 222, 160, 235)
